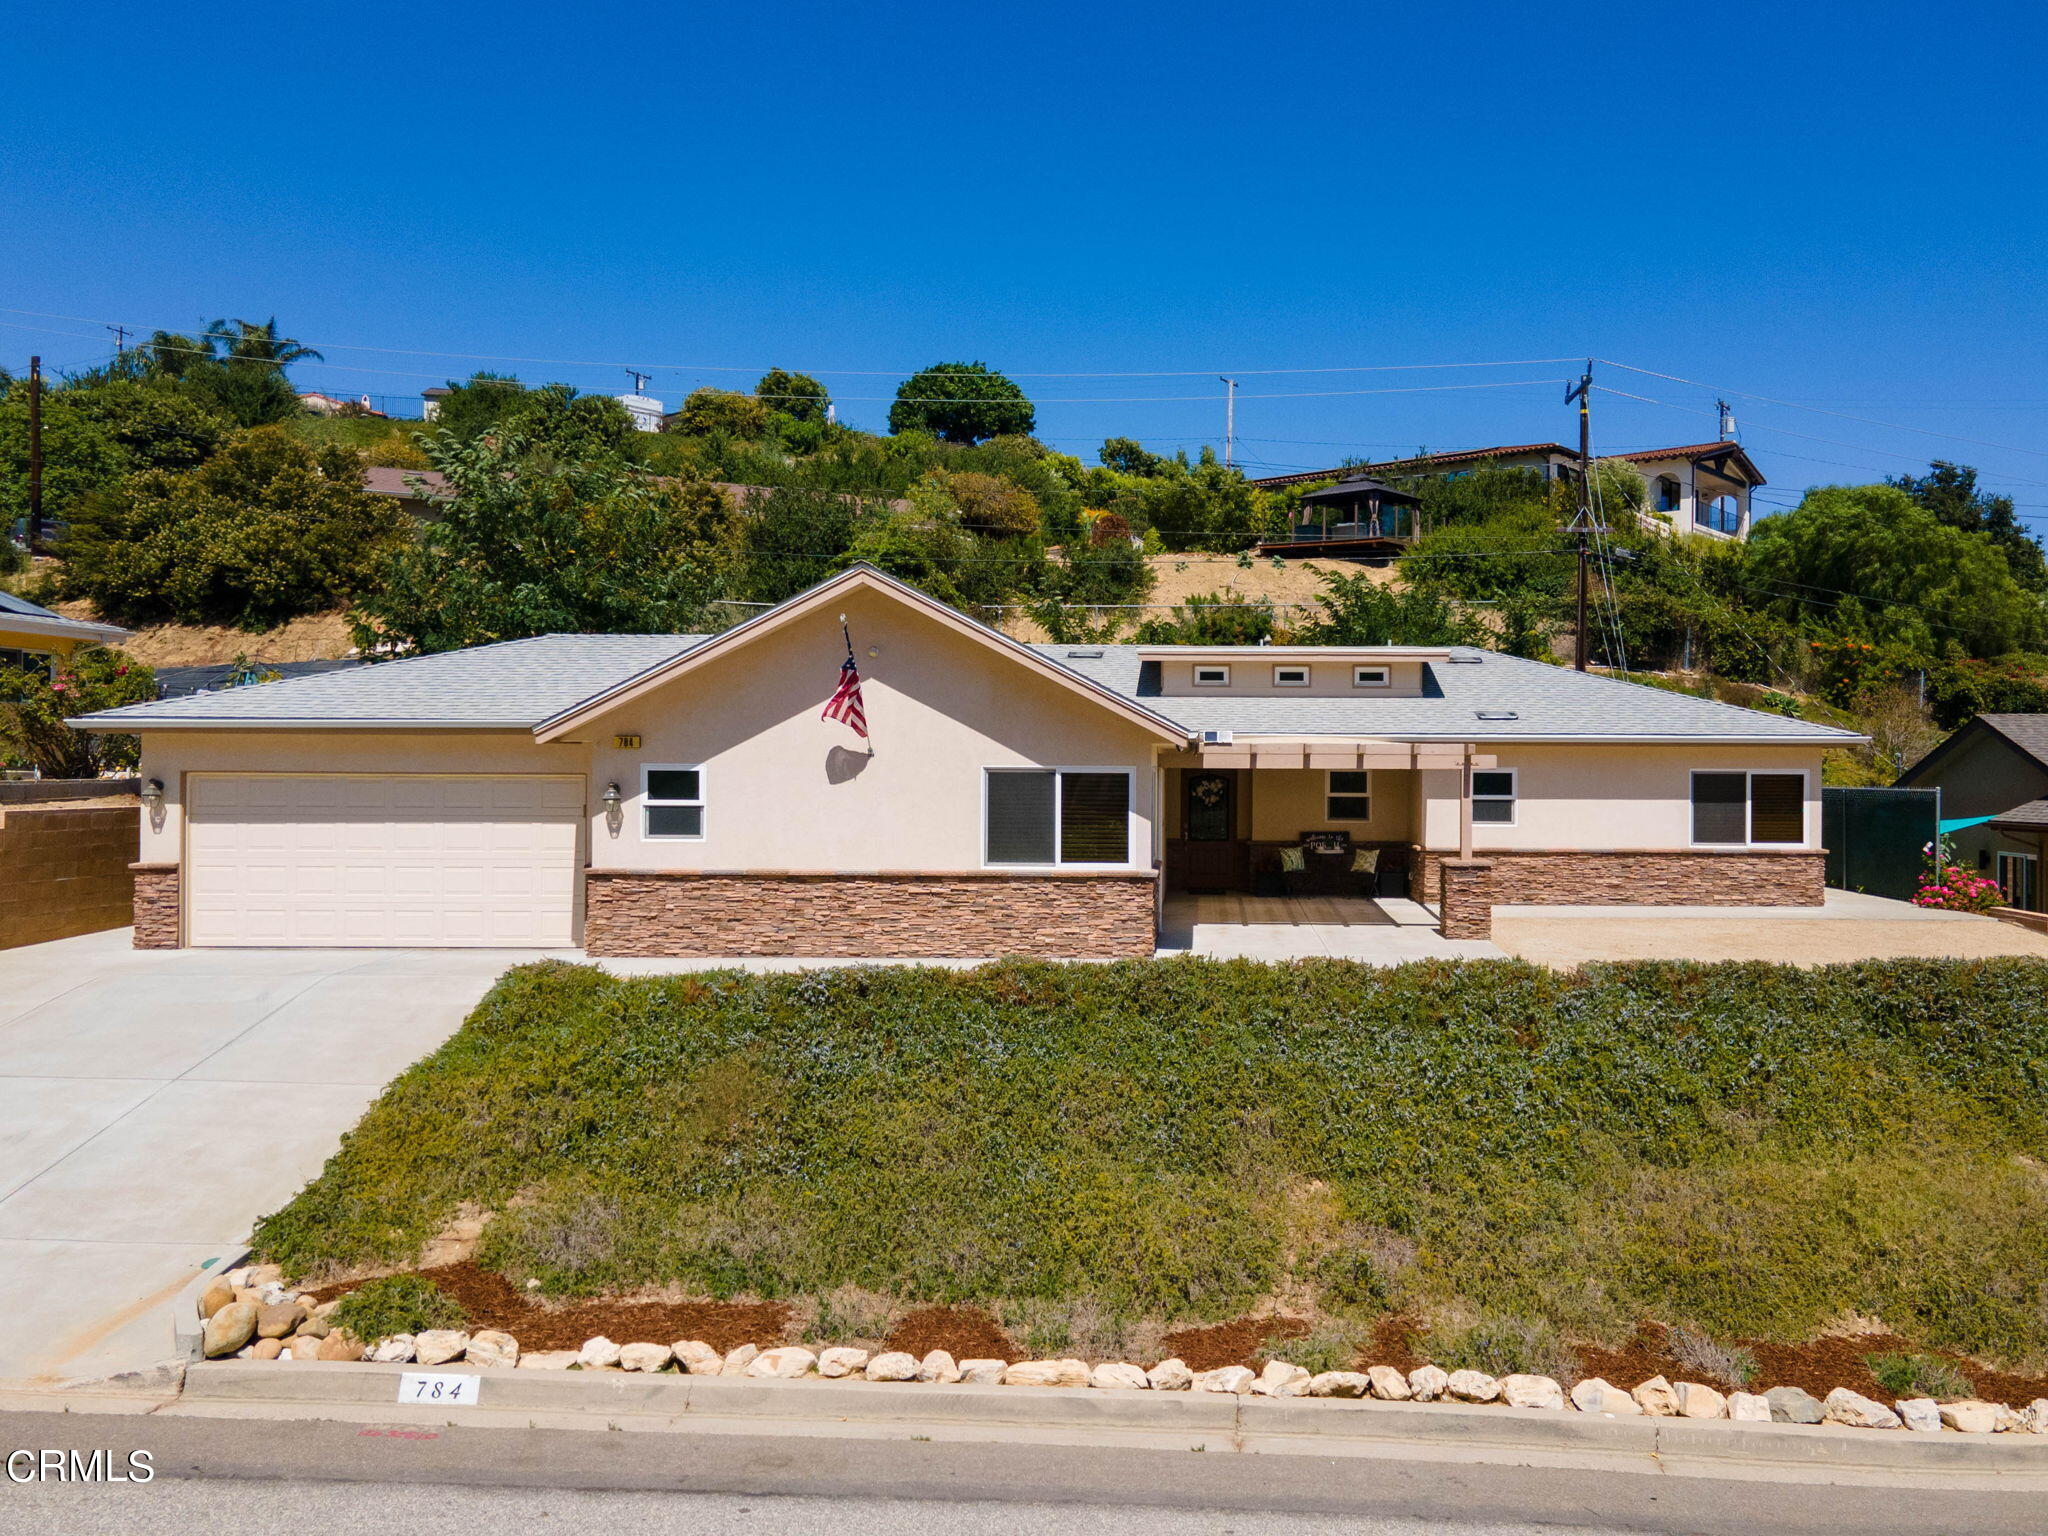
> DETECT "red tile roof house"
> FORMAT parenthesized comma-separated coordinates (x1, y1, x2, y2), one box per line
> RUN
(72, 566, 1860, 958)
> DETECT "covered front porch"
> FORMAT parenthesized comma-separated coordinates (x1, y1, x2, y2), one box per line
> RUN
(1158, 737, 1497, 939)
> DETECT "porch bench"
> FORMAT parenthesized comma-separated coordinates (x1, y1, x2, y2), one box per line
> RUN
(1253, 836, 1409, 899)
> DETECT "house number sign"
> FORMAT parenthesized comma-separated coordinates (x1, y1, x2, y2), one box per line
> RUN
(397, 1371, 481, 1405)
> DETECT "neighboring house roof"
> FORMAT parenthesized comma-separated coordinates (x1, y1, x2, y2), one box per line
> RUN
(71, 566, 1864, 747)
(1246, 440, 1764, 492)
(152, 658, 372, 699)
(1899, 713, 2048, 785)
(1040, 646, 1861, 744)
(0, 589, 129, 647)
(362, 465, 453, 501)
(1989, 798, 2048, 830)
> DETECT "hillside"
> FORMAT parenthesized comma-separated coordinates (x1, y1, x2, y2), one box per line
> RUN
(256, 957, 2048, 1391)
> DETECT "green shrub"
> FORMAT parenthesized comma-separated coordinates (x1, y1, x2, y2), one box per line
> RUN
(328, 1275, 466, 1341)
(1864, 1351, 1974, 1400)
(1282, 1321, 1368, 1376)
(254, 957, 2048, 1367)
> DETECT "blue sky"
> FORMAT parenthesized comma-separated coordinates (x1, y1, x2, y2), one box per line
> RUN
(4, 0, 2045, 519)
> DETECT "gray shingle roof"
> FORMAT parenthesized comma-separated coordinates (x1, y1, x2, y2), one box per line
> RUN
(1030, 645, 1864, 743)
(1991, 798, 2048, 828)
(1977, 715, 2048, 770)
(73, 624, 1859, 745)
(74, 634, 706, 728)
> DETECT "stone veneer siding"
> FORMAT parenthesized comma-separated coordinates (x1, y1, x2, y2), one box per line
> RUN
(584, 870, 1160, 959)
(0, 804, 139, 950)
(130, 862, 181, 949)
(1436, 858, 1495, 940)
(1411, 846, 1827, 907)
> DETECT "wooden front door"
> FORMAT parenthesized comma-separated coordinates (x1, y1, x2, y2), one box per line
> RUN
(1173, 770, 1247, 892)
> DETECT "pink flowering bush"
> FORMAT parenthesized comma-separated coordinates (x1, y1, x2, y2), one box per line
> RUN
(1911, 840, 2005, 913)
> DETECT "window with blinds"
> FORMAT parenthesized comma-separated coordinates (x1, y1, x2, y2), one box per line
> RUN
(1692, 771, 1803, 846)
(985, 769, 1131, 865)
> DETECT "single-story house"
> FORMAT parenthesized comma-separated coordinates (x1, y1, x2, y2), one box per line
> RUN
(71, 565, 1863, 957)
(1896, 714, 2048, 912)
(1, 591, 129, 678)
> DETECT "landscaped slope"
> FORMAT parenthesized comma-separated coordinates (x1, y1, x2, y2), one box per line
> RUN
(256, 957, 2048, 1369)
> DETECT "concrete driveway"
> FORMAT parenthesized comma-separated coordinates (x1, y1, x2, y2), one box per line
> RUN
(0, 928, 557, 1388)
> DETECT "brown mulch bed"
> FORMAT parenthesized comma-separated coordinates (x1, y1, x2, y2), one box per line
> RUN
(1364, 1314, 1427, 1374)
(884, 1306, 1020, 1362)
(1161, 1315, 1308, 1372)
(304, 1262, 791, 1354)
(1562, 1323, 2048, 1410)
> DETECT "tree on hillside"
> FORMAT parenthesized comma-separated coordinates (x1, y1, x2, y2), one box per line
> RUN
(671, 387, 771, 439)
(889, 361, 1034, 445)
(0, 393, 124, 534)
(58, 428, 404, 629)
(755, 368, 830, 425)
(1744, 484, 2048, 657)
(1098, 437, 1170, 477)
(1298, 572, 1496, 650)
(0, 648, 156, 777)
(1889, 460, 2047, 589)
(433, 372, 529, 442)
(352, 430, 738, 653)
(63, 379, 230, 473)
(137, 318, 319, 428)
(1131, 592, 1278, 645)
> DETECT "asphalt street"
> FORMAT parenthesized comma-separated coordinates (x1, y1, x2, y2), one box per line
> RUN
(4, 1410, 2046, 1536)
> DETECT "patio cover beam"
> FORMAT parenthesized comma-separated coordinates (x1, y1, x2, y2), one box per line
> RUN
(1195, 740, 1495, 771)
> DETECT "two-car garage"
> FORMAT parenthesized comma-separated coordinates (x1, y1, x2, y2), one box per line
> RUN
(182, 775, 584, 948)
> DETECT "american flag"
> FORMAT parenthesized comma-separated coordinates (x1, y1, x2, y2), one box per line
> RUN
(821, 650, 868, 737)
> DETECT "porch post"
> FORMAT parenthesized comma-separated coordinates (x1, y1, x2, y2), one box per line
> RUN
(1458, 744, 1475, 861)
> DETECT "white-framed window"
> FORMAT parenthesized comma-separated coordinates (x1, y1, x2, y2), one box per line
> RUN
(1193, 664, 1231, 686)
(985, 767, 1133, 866)
(642, 764, 705, 840)
(1690, 770, 1804, 846)
(1472, 768, 1517, 825)
(1273, 665, 1310, 687)
(1655, 475, 1682, 513)
(1352, 665, 1391, 688)
(1326, 770, 1371, 820)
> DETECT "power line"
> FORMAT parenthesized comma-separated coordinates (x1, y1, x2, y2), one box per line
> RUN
(1596, 358, 2048, 461)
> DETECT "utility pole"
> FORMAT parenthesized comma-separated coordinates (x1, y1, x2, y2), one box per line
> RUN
(26, 356, 43, 553)
(625, 369, 652, 395)
(107, 324, 130, 360)
(1219, 376, 1237, 468)
(1563, 364, 1600, 670)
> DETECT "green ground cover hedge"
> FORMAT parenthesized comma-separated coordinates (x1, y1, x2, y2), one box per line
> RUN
(255, 957, 2048, 1366)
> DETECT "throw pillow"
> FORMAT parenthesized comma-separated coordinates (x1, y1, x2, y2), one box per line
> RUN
(1278, 845, 1307, 873)
(1351, 848, 1380, 874)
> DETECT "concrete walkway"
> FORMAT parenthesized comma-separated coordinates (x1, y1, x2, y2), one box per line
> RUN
(1158, 893, 1505, 962)
(0, 930, 561, 1387)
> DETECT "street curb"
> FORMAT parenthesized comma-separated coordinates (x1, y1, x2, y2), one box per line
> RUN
(171, 1245, 251, 1365)
(178, 1362, 2048, 1485)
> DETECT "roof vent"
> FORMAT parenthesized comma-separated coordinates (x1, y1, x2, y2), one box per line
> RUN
(1201, 729, 1235, 745)
(1446, 651, 1484, 664)
(1475, 709, 1519, 721)
(1065, 648, 1104, 659)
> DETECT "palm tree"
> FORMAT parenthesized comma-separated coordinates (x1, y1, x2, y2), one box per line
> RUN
(203, 317, 323, 371)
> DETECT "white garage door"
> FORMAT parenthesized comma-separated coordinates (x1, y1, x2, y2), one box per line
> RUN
(185, 775, 583, 947)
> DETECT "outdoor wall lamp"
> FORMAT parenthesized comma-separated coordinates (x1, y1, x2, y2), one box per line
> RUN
(601, 781, 624, 837)
(140, 778, 165, 811)
(602, 782, 622, 809)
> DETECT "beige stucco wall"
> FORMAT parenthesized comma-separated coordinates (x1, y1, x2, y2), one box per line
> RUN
(1416, 743, 1827, 851)
(1246, 767, 1414, 841)
(133, 731, 589, 864)
(572, 586, 1165, 872)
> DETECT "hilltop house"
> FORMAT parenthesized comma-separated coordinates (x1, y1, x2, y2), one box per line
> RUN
(1249, 440, 1765, 542)
(0, 591, 127, 679)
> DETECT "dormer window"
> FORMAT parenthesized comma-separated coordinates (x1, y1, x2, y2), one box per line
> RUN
(1193, 664, 1231, 686)
(1353, 665, 1390, 688)
(1273, 665, 1310, 688)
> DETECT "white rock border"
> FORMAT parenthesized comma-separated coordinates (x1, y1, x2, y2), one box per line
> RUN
(209, 1279, 2048, 1435)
